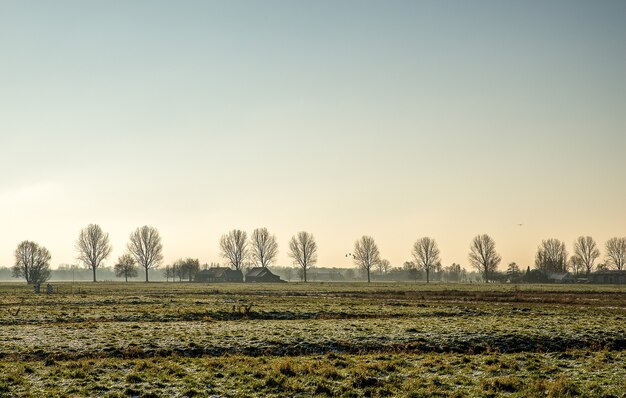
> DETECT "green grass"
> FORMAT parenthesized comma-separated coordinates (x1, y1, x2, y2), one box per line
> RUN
(0, 282, 624, 396)
(1, 352, 625, 397)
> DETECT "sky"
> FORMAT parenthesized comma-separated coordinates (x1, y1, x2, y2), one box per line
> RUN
(1, 0, 625, 272)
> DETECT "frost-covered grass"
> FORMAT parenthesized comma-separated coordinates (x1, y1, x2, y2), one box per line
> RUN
(1, 312, 624, 360)
(1, 351, 625, 397)
(0, 282, 624, 396)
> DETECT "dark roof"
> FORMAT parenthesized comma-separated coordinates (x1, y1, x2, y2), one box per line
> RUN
(198, 267, 231, 276)
(547, 272, 575, 281)
(246, 267, 270, 278)
(245, 267, 284, 282)
(197, 267, 242, 279)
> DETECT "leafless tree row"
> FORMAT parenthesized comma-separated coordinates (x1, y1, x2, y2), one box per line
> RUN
(164, 258, 200, 282)
(405, 234, 622, 283)
(12, 224, 162, 284)
(217, 228, 320, 282)
(534, 236, 625, 275)
(219, 228, 281, 270)
(9, 224, 626, 284)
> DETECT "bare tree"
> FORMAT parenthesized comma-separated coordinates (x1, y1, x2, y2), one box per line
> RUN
(605, 237, 626, 270)
(220, 229, 248, 270)
(128, 225, 163, 282)
(114, 254, 138, 282)
(249, 228, 278, 268)
(468, 234, 501, 283)
(412, 237, 441, 283)
(572, 236, 600, 276)
(12, 241, 51, 284)
(288, 231, 318, 282)
(76, 224, 112, 282)
(505, 262, 522, 283)
(353, 236, 380, 283)
(377, 258, 390, 275)
(178, 258, 200, 282)
(568, 256, 585, 276)
(535, 238, 568, 273)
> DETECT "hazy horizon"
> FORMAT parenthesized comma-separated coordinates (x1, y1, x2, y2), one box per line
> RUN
(0, 227, 625, 272)
(1, 1, 625, 271)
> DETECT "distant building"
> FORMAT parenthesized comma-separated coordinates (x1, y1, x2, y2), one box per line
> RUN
(308, 268, 345, 282)
(588, 270, 626, 284)
(195, 267, 243, 283)
(245, 267, 285, 283)
(546, 272, 577, 284)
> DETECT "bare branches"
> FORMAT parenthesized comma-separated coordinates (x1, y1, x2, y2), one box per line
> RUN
(13, 241, 51, 285)
(220, 230, 248, 270)
(468, 234, 501, 283)
(76, 224, 112, 282)
(535, 238, 568, 274)
(128, 226, 163, 282)
(250, 228, 278, 268)
(377, 259, 390, 275)
(605, 237, 626, 270)
(288, 231, 318, 282)
(568, 256, 585, 276)
(412, 237, 441, 283)
(114, 254, 138, 282)
(353, 236, 380, 283)
(172, 258, 200, 282)
(572, 236, 600, 275)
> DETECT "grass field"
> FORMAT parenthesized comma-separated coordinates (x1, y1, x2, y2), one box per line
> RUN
(1, 282, 625, 397)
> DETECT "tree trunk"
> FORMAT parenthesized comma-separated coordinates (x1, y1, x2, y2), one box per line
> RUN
(125, 272, 128, 283)
(367, 268, 370, 283)
(92, 267, 97, 283)
(145, 268, 149, 282)
(304, 267, 307, 282)
(426, 269, 430, 283)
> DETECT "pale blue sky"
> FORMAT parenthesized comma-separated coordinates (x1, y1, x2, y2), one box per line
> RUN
(1, 1, 625, 271)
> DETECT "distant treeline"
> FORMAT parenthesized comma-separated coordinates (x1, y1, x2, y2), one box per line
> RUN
(0, 265, 145, 282)
(0, 264, 484, 284)
(6, 223, 626, 285)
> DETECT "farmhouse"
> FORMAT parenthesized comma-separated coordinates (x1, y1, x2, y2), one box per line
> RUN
(588, 270, 626, 284)
(195, 267, 243, 283)
(245, 267, 285, 283)
(546, 272, 577, 284)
